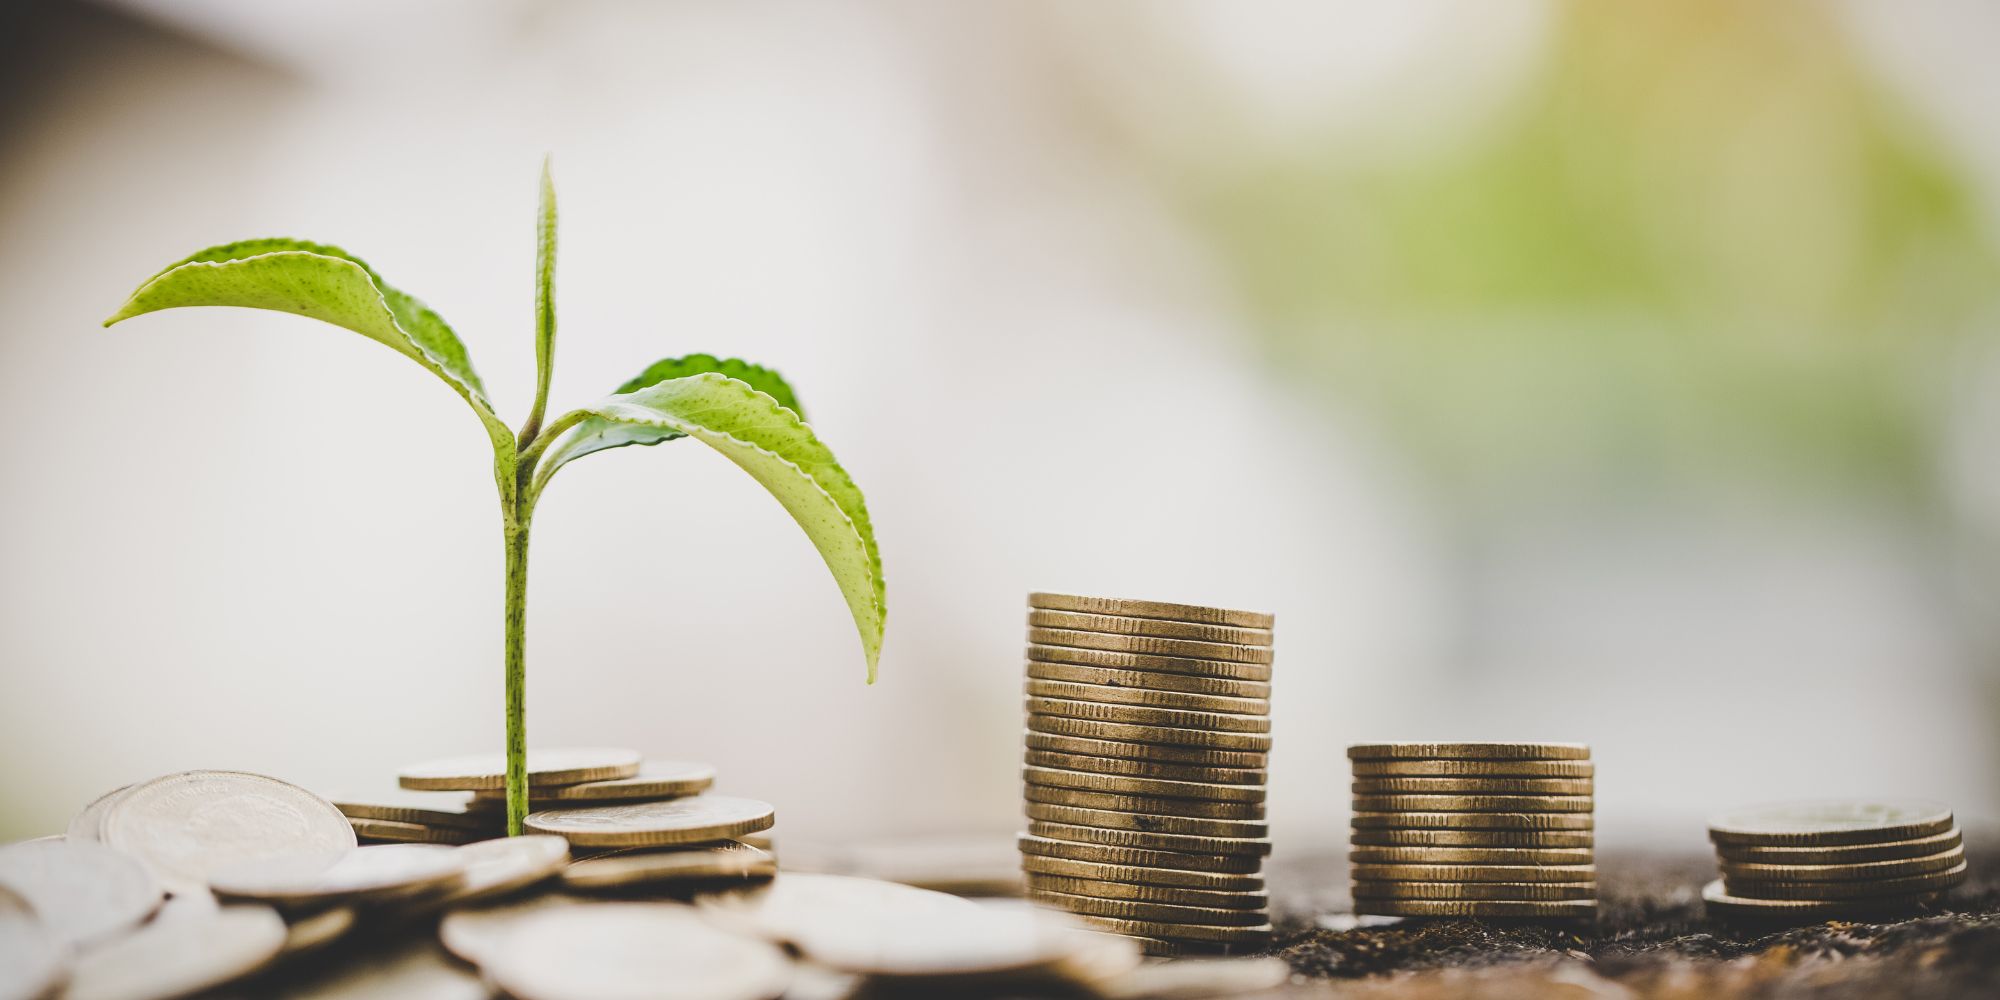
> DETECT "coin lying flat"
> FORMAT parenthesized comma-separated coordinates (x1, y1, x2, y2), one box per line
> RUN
(0, 838, 162, 949)
(1024, 750, 1266, 787)
(1025, 874, 1267, 910)
(1350, 880, 1598, 901)
(1352, 795, 1594, 814)
(398, 747, 643, 791)
(63, 903, 288, 1000)
(1025, 804, 1270, 840)
(1347, 743, 1590, 761)
(1018, 854, 1264, 892)
(1024, 766, 1266, 803)
(1028, 716, 1272, 752)
(1025, 661, 1271, 698)
(526, 795, 776, 848)
(1028, 593, 1274, 630)
(1027, 821, 1272, 858)
(1717, 847, 1965, 884)
(481, 902, 793, 1000)
(350, 818, 483, 845)
(1027, 887, 1268, 926)
(471, 760, 717, 805)
(210, 844, 468, 908)
(1700, 878, 1950, 920)
(1027, 610, 1272, 647)
(329, 789, 492, 831)
(438, 893, 588, 966)
(1354, 898, 1598, 919)
(1064, 913, 1273, 945)
(1349, 846, 1594, 866)
(1030, 628, 1274, 665)
(67, 785, 134, 842)
(1025, 680, 1269, 716)
(1349, 863, 1596, 884)
(1352, 777, 1592, 796)
(280, 905, 356, 956)
(1027, 697, 1271, 734)
(0, 886, 64, 1000)
(1024, 785, 1265, 820)
(1707, 800, 1955, 847)
(1028, 646, 1272, 682)
(1350, 759, 1595, 778)
(1714, 828, 1963, 866)
(429, 835, 570, 908)
(1024, 733, 1268, 770)
(1017, 834, 1263, 875)
(261, 936, 486, 1000)
(103, 771, 357, 895)
(565, 842, 776, 892)
(1350, 827, 1594, 849)
(1722, 861, 1968, 900)
(1351, 811, 1594, 831)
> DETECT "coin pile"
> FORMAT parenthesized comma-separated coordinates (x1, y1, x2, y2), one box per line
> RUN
(1347, 742, 1597, 921)
(1703, 799, 1967, 922)
(1017, 591, 1276, 955)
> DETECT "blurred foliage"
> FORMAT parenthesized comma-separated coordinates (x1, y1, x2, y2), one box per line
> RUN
(1161, 1, 2000, 510)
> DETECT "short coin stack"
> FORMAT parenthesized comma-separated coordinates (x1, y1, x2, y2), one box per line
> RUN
(1703, 799, 1966, 922)
(1017, 591, 1276, 955)
(1347, 742, 1597, 921)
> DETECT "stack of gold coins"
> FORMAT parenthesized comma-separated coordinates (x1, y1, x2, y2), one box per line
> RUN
(1017, 592, 1275, 956)
(1346, 742, 1596, 921)
(1703, 800, 1966, 922)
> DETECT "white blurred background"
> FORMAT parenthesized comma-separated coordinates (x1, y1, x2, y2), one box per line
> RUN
(3, 0, 1999, 860)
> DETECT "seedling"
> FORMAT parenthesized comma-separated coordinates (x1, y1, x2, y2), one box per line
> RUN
(105, 163, 885, 833)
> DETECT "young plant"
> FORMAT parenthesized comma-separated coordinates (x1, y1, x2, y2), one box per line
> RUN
(104, 163, 885, 834)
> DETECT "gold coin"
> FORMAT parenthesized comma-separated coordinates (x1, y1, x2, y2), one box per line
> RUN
(1352, 795, 1593, 814)
(1028, 592, 1274, 629)
(1026, 679, 1269, 716)
(1714, 828, 1962, 866)
(1028, 716, 1272, 752)
(1027, 610, 1272, 646)
(1351, 827, 1593, 848)
(1026, 821, 1272, 858)
(526, 795, 775, 849)
(1351, 880, 1597, 901)
(329, 789, 491, 831)
(468, 760, 716, 805)
(1347, 743, 1589, 761)
(564, 842, 776, 891)
(1350, 759, 1594, 778)
(1024, 804, 1269, 840)
(1024, 766, 1266, 803)
(1027, 887, 1269, 926)
(1707, 800, 1955, 847)
(1351, 778, 1592, 796)
(1721, 860, 1967, 901)
(1024, 750, 1266, 787)
(1025, 660, 1271, 698)
(1029, 645, 1272, 682)
(1017, 834, 1262, 874)
(1030, 628, 1273, 665)
(210, 844, 468, 908)
(1352, 811, 1593, 831)
(102, 771, 357, 896)
(350, 818, 484, 845)
(1025, 874, 1268, 910)
(1717, 846, 1965, 883)
(0, 838, 162, 949)
(1064, 913, 1274, 944)
(397, 747, 643, 791)
(62, 903, 289, 999)
(1349, 863, 1596, 884)
(1700, 878, 1951, 920)
(1027, 697, 1269, 734)
(1024, 732, 1268, 769)
(482, 902, 792, 1000)
(1017, 854, 1265, 892)
(1354, 898, 1597, 919)
(1024, 784, 1265, 820)
(1349, 846, 1593, 865)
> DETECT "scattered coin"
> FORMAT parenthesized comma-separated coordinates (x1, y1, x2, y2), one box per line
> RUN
(1707, 800, 1956, 847)
(257, 936, 486, 999)
(1024, 733, 1269, 769)
(349, 818, 483, 845)
(1717, 847, 1966, 884)
(1026, 821, 1272, 858)
(1025, 679, 1269, 715)
(0, 887, 64, 1000)
(481, 902, 793, 1000)
(526, 795, 776, 848)
(1352, 777, 1593, 796)
(470, 760, 716, 804)
(1029, 628, 1274, 665)
(1348, 846, 1594, 865)
(437, 892, 587, 966)
(564, 842, 777, 892)
(1351, 811, 1594, 831)
(1024, 874, 1267, 910)
(1348, 898, 1597, 919)
(1024, 660, 1271, 698)
(1351, 759, 1594, 778)
(1352, 794, 1594, 814)
(1721, 861, 1968, 900)
(1700, 878, 1950, 920)
(1028, 645, 1272, 682)
(328, 789, 493, 831)
(1024, 766, 1266, 803)
(279, 905, 356, 956)
(1024, 750, 1267, 786)
(1714, 828, 1963, 865)
(1347, 743, 1590, 761)
(67, 785, 134, 842)
(1026, 697, 1271, 734)
(1350, 827, 1593, 848)
(1023, 784, 1265, 820)
(1028, 610, 1272, 646)
(102, 771, 356, 896)
(1024, 804, 1269, 840)
(1027, 592, 1274, 629)
(428, 835, 570, 908)
(398, 747, 643, 791)
(63, 903, 287, 1000)
(1018, 854, 1264, 892)
(0, 837, 162, 949)
(1017, 834, 1264, 875)
(210, 844, 468, 909)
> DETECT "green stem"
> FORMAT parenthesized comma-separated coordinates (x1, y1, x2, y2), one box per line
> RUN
(503, 514, 531, 835)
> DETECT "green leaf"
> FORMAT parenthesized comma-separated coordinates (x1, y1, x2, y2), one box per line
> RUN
(541, 355, 806, 468)
(535, 372, 884, 679)
(527, 159, 558, 436)
(104, 239, 514, 454)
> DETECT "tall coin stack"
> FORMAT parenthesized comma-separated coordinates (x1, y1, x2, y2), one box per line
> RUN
(1703, 799, 1966, 922)
(1017, 591, 1275, 956)
(1347, 742, 1597, 921)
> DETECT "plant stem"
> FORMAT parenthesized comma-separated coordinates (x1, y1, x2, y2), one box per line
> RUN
(502, 514, 531, 836)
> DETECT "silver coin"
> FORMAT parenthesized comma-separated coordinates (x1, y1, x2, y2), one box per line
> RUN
(63, 903, 287, 1000)
(481, 902, 793, 1000)
(103, 771, 356, 896)
(564, 842, 776, 892)
(0, 837, 162, 949)
(426, 835, 570, 909)
(67, 785, 134, 842)
(0, 886, 65, 1000)
(209, 844, 467, 908)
